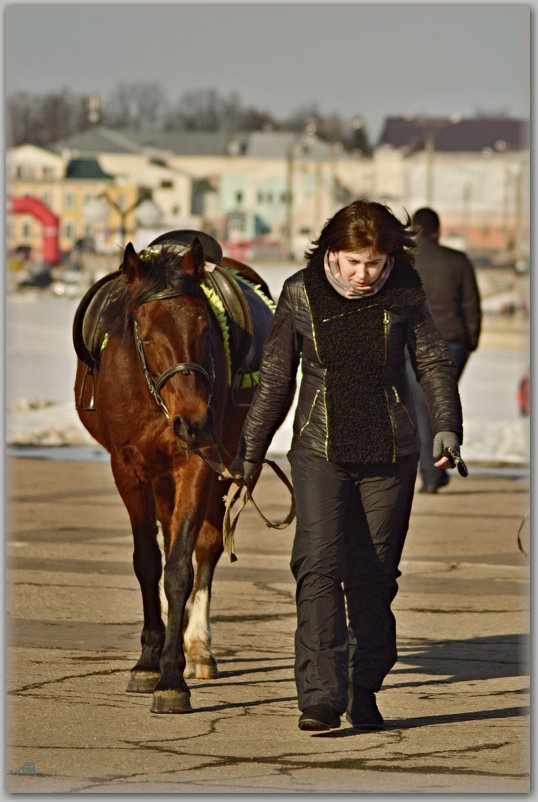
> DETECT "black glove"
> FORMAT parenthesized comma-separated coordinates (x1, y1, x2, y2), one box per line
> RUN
(433, 431, 469, 477)
(229, 455, 260, 490)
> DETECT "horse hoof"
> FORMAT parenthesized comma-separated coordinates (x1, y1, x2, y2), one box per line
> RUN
(151, 689, 193, 714)
(184, 657, 219, 680)
(126, 670, 160, 693)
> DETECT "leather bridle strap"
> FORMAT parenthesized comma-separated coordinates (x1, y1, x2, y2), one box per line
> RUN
(133, 320, 214, 420)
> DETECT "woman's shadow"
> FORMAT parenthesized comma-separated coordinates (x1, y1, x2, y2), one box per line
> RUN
(316, 632, 529, 737)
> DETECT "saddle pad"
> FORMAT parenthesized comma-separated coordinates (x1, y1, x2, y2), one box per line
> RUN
(237, 281, 275, 373)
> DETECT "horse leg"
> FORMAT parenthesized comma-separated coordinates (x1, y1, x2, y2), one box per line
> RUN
(154, 477, 220, 681)
(151, 520, 196, 713)
(110, 451, 165, 694)
(151, 465, 212, 714)
(184, 512, 224, 680)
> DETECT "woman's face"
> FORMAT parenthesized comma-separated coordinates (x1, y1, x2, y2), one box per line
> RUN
(332, 248, 388, 289)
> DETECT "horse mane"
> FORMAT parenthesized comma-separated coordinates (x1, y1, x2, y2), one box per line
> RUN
(101, 247, 204, 338)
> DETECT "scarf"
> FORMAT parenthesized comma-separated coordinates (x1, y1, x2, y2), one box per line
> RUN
(323, 250, 394, 299)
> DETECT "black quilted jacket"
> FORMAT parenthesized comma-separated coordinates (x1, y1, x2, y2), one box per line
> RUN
(240, 262, 463, 465)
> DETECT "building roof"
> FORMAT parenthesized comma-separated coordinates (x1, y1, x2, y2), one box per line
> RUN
(50, 126, 148, 156)
(48, 125, 350, 161)
(126, 129, 336, 159)
(132, 130, 231, 156)
(377, 116, 529, 152)
(65, 157, 114, 180)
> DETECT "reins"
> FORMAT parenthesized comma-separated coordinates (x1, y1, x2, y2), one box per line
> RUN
(190, 444, 296, 563)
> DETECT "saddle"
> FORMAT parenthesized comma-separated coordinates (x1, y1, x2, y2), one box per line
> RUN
(73, 231, 274, 395)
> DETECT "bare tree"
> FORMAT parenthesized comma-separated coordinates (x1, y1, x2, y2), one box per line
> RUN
(6, 83, 370, 153)
(102, 81, 170, 131)
(6, 90, 88, 147)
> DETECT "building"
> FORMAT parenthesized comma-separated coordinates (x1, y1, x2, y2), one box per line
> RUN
(44, 126, 376, 259)
(7, 116, 529, 265)
(373, 115, 530, 259)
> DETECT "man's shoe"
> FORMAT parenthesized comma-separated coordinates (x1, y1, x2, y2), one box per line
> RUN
(419, 484, 438, 494)
(419, 472, 450, 494)
(346, 687, 384, 731)
(298, 705, 341, 731)
(438, 472, 450, 488)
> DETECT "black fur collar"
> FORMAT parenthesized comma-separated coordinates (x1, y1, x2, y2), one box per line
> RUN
(303, 254, 425, 463)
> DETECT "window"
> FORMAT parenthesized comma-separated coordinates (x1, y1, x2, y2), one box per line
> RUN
(64, 191, 75, 209)
(42, 167, 54, 179)
(22, 222, 33, 238)
(228, 212, 245, 231)
(235, 191, 243, 204)
(62, 221, 74, 240)
(160, 180, 173, 189)
(40, 193, 51, 208)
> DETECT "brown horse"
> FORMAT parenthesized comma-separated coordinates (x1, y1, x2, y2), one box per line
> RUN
(74, 234, 282, 714)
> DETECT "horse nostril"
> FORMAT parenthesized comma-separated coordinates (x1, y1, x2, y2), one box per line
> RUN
(172, 415, 190, 440)
(172, 412, 213, 445)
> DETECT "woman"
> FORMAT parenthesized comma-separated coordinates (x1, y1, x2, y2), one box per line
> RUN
(231, 200, 463, 732)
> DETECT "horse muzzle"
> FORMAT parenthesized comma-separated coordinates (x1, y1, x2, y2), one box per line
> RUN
(172, 409, 215, 449)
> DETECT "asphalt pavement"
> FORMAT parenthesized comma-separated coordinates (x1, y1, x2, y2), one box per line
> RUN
(5, 455, 530, 794)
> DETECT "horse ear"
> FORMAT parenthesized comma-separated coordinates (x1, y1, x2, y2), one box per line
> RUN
(121, 242, 148, 285)
(181, 237, 206, 280)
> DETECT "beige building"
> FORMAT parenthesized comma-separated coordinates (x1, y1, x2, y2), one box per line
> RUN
(6, 143, 140, 258)
(7, 117, 529, 267)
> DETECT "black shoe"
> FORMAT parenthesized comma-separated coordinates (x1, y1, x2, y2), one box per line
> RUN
(420, 472, 450, 494)
(419, 483, 439, 494)
(346, 687, 384, 731)
(298, 704, 341, 731)
(438, 472, 450, 488)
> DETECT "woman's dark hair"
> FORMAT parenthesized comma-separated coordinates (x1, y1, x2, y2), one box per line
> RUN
(305, 199, 417, 266)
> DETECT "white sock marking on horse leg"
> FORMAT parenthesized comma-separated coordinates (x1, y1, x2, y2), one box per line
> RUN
(183, 588, 211, 654)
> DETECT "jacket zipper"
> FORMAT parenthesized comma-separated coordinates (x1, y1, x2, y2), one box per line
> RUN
(304, 279, 330, 460)
(299, 389, 320, 437)
(323, 376, 329, 459)
(383, 309, 396, 462)
(392, 385, 416, 432)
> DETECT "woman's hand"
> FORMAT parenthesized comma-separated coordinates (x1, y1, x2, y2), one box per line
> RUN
(433, 431, 461, 469)
(229, 455, 261, 490)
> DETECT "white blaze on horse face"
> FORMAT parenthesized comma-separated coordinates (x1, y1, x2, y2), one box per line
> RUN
(183, 588, 211, 652)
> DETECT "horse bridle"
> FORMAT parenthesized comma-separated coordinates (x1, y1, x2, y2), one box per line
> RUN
(133, 289, 215, 422)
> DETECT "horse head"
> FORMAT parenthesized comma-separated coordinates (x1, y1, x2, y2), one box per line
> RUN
(121, 238, 220, 450)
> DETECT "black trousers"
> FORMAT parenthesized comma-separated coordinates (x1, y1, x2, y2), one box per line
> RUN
(288, 447, 418, 714)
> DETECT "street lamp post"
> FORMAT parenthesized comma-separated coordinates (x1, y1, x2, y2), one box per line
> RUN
(283, 123, 317, 261)
(406, 113, 462, 205)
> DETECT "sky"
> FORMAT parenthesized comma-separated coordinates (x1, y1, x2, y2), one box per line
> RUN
(3, 2, 532, 144)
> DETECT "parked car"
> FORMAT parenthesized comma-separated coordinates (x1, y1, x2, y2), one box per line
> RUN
(16, 263, 52, 290)
(51, 265, 91, 297)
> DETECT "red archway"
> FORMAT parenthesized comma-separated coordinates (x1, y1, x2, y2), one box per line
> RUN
(7, 195, 60, 265)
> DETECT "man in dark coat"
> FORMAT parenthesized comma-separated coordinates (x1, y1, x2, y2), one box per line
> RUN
(407, 207, 481, 493)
